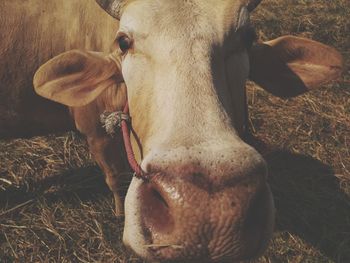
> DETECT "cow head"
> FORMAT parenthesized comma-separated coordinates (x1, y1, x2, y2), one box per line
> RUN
(33, 0, 343, 262)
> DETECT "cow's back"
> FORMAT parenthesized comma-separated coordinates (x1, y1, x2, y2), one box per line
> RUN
(0, 0, 118, 138)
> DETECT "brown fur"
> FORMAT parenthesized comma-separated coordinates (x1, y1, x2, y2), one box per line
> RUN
(1, 0, 127, 212)
(70, 83, 127, 214)
(0, 0, 118, 137)
(249, 36, 343, 98)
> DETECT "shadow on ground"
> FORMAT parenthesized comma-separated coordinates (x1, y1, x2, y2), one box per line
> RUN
(266, 150, 350, 262)
(0, 166, 110, 208)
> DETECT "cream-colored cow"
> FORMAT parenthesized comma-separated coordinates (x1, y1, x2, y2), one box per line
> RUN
(17, 0, 344, 262)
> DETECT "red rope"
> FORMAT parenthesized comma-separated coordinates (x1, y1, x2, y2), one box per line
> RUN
(121, 102, 145, 177)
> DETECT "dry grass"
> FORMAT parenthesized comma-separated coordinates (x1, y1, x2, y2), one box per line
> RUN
(1, 0, 349, 262)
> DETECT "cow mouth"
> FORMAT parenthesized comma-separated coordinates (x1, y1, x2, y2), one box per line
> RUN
(134, 179, 275, 263)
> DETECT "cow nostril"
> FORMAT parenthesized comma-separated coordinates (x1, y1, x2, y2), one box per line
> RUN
(140, 184, 174, 235)
(152, 188, 168, 208)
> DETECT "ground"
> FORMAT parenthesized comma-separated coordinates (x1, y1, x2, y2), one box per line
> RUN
(0, 0, 349, 262)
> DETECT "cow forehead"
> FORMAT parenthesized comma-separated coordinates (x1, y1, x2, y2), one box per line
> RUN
(119, 0, 247, 44)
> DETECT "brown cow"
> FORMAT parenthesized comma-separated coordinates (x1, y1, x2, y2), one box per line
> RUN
(2, 0, 343, 262)
(0, 0, 118, 137)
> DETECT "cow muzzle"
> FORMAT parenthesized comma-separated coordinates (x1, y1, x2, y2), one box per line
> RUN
(123, 144, 275, 262)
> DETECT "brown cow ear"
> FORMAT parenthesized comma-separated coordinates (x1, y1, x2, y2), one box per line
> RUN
(248, 36, 343, 98)
(34, 50, 122, 107)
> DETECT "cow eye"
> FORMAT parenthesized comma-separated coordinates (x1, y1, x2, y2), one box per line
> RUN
(117, 35, 132, 54)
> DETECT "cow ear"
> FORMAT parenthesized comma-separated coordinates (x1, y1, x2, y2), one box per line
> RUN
(34, 50, 122, 107)
(248, 36, 343, 98)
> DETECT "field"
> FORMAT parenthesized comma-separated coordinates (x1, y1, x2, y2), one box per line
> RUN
(1, 0, 349, 262)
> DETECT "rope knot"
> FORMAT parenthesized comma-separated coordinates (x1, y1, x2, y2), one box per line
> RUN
(99, 103, 146, 179)
(100, 111, 131, 136)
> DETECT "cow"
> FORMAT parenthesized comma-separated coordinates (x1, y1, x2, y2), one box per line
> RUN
(1, 0, 343, 262)
(0, 0, 118, 138)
